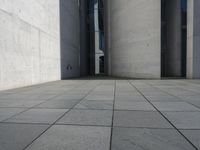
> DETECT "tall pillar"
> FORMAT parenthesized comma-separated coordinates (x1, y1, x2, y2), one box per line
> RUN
(187, 0, 200, 78)
(109, 0, 161, 78)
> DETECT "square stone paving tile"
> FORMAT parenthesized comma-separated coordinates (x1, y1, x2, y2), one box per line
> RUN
(52, 94, 85, 100)
(180, 130, 200, 149)
(115, 101, 156, 111)
(0, 123, 49, 150)
(25, 125, 111, 150)
(75, 100, 113, 110)
(0, 99, 46, 108)
(141, 92, 169, 96)
(115, 92, 141, 97)
(57, 109, 112, 126)
(0, 93, 57, 100)
(184, 101, 200, 109)
(84, 94, 114, 101)
(111, 127, 195, 150)
(152, 102, 200, 111)
(163, 112, 200, 129)
(5, 109, 68, 124)
(113, 111, 172, 128)
(177, 95, 200, 101)
(115, 96, 146, 101)
(36, 99, 80, 109)
(0, 108, 26, 121)
(145, 95, 181, 102)
(0, 93, 14, 99)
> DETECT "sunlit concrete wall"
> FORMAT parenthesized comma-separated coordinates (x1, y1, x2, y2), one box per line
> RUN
(187, 0, 200, 78)
(109, 0, 161, 78)
(0, 0, 61, 90)
(0, 0, 80, 90)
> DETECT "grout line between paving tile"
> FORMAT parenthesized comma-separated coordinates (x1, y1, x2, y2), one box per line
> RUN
(22, 80, 103, 150)
(0, 81, 90, 123)
(146, 82, 200, 111)
(109, 80, 116, 150)
(128, 80, 199, 150)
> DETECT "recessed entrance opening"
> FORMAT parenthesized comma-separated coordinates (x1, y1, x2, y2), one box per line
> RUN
(80, 0, 105, 76)
(161, 0, 187, 78)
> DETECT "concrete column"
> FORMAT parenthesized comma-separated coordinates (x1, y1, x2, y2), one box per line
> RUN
(60, 0, 80, 79)
(109, 0, 161, 78)
(187, 0, 200, 78)
(165, 0, 182, 77)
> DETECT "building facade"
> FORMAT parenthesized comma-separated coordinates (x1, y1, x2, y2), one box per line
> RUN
(0, 0, 200, 90)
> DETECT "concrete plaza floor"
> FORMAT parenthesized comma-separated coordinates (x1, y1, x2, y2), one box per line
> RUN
(0, 79, 200, 150)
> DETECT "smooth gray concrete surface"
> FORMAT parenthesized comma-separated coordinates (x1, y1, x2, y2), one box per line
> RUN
(36, 99, 80, 109)
(60, 0, 80, 79)
(0, 79, 200, 150)
(115, 101, 156, 111)
(26, 125, 111, 150)
(57, 109, 112, 126)
(181, 130, 200, 149)
(0, 108, 26, 121)
(75, 100, 113, 110)
(108, 0, 161, 78)
(0, 123, 49, 150)
(0, 0, 80, 90)
(113, 111, 172, 128)
(152, 102, 200, 111)
(112, 128, 196, 150)
(0, 0, 61, 90)
(5, 109, 68, 124)
(187, 0, 200, 78)
(163, 112, 200, 129)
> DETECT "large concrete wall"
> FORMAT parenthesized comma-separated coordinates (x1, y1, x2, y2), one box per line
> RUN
(109, 0, 161, 78)
(0, 0, 80, 90)
(187, 0, 200, 78)
(60, 0, 80, 79)
(0, 0, 61, 90)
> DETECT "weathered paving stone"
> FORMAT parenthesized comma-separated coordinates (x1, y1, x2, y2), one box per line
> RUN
(0, 99, 46, 108)
(115, 101, 155, 111)
(145, 95, 181, 102)
(152, 102, 200, 111)
(5, 109, 68, 124)
(0, 108, 26, 121)
(180, 130, 200, 149)
(0, 123, 49, 150)
(163, 112, 200, 129)
(114, 111, 172, 128)
(37, 100, 80, 109)
(111, 127, 195, 150)
(75, 100, 113, 110)
(26, 125, 111, 150)
(57, 109, 112, 126)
